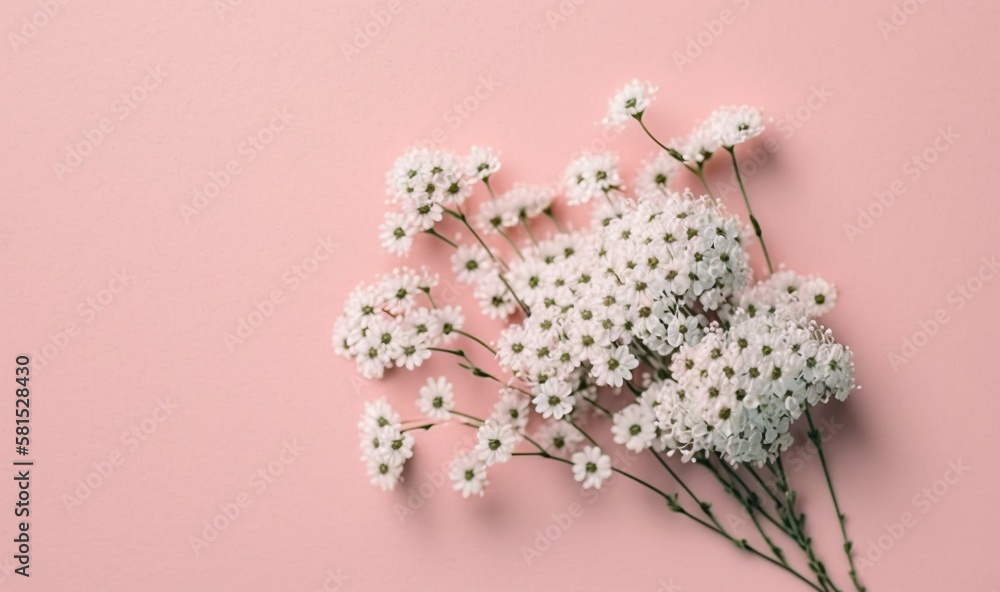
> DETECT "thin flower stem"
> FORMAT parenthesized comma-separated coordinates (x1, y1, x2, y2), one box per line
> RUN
(714, 464, 836, 592)
(452, 329, 497, 356)
(445, 206, 506, 269)
(650, 450, 729, 535)
(483, 178, 498, 200)
(748, 464, 786, 508)
(457, 362, 503, 384)
(499, 229, 526, 260)
(634, 114, 717, 200)
(401, 422, 437, 433)
(544, 208, 565, 233)
(727, 146, 773, 274)
(512, 442, 822, 590)
(565, 418, 600, 448)
(419, 287, 438, 309)
(806, 410, 866, 592)
(443, 207, 530, 315)
(771, 458, 843, 592)
(692, 167, 717, 200)
(635, 115, 676, 155)
(707, 458, 798, 574)
(496, 273, 532, 317)
(450, 410, 484, 423)
(423, 228, 458, 249)
(580, 395, 613, 416)
(429, 347, 503, 384)
(716, 461, 794, 538)
(520, 218, 539, 246)
(428, 347, 464, 357)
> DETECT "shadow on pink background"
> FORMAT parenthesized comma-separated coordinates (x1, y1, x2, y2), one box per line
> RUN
(1, 0, 998, 590)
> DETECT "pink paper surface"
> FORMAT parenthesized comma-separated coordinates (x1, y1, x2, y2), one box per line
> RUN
(1, 1, 998, 590)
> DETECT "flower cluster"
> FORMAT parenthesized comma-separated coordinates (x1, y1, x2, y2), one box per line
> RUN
(380, 148, 478, 255)
(335, 79, 865, 592)
(357, 398, 413, 491)
(332, 266, 464, 379)
(650, 309, 854, 466)
(476, 185, 555, 234)
(658, 105, 766, 165)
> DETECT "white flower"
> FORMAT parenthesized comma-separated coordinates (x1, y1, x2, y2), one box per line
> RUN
(675, 123, 721, 164)
(357, 399, 414, 491)
(417, 376, 455, 420)
(590, 344, 639, 388)
(451, 244, 493, 283)
(366, 455, 404, 491)
(531, 379, 575, 420)
(635, 151, 679, 197)
(611, 402, 657, 452)
(491, 389, 529, 431)
(475, 419, 520, 466)
(707, 105, 764, 147)
(563, 152, 623, 205)
(571, 445, 613, 490)
(393, 331, 431, 370)
(602, 79, 657, 128)
(467, 146, 500, 181)
(449, 451, 489, 498)
(379, 212, 416, 256)
(358, 398, 401, 435)
(430, 305, 465, 344)
(535, 420, 584, 453)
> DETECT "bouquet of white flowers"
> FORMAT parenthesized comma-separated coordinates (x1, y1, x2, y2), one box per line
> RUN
(334, 80, 866, 591)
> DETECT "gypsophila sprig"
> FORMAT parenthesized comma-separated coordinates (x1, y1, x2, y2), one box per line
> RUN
(333, 80, 869, 592)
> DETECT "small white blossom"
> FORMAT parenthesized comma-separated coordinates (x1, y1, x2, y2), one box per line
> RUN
(531, 379, 575, 420)
(466, 146, 501, 181)
(571, 445, 613, 490)
(475, 419, 520, 466)
(449, 451, 489, 498)
(602, 79, 658, 128)
(707, 105, 765, 147)
(417, 376, 455, 420)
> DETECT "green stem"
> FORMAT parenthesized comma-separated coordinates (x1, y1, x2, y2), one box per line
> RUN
(483, 178, 498, 200)
(727, 146, 773, 274)
(772, 458, 843, 592)
(450, 410, 484, 423)
(506, 440, 822, 589)
(806, 410, 865, 592)
(423, 227, 458, 249)
(520, 218, 539, 246)
(400, 422, 436, 433)
(497, 273, 531, 317)
(565, 418, 600, 448)
(580, 395, 613, 416)
(717, 461, 794, 538)
(709, 458, 797, 574)
(430, 347, 502, 384)
(651, 450, 729, 535)
(445, 206, 503, 268)
(634, 114, 716, 199)
(692, 166, 717, 200)
(453, 329, 497, 356)
(499, 229, 525, 260)
(544, 208, 565, 233)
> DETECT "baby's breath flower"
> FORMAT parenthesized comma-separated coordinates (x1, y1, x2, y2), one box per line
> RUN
(602, 79, 658, 128)
(571, 445, 612, 489)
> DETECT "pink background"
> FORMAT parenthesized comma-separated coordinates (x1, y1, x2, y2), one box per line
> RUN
(2, 1, 998, 590)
